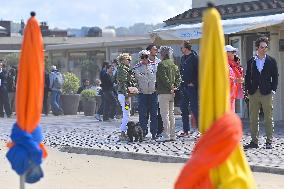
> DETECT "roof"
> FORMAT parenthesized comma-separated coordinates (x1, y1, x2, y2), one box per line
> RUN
(152, 12, 284, 41)
(0, 50, 21, 53)
(165, 0, 284, 26)
(0, 36, 151, 46)
(45, 36, 152, 51)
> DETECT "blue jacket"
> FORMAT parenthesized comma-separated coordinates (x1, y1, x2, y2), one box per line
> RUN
(180, 50, 199, 87)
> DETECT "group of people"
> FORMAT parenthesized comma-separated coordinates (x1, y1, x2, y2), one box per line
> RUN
(110, 36, 278, 148)
(115, 43, 190, 142)
(0, 61, 17, 118)
(1, 36, 279, 149)
(0, 62, 65, 118)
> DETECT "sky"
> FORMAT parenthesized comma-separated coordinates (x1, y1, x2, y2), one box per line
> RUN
(0, 0, 192, 29)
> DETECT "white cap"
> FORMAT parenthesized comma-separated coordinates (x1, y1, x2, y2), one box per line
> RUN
(51, 65, 57, 70)
(138, 50, 150, 58)
(225, 45, 238, 52)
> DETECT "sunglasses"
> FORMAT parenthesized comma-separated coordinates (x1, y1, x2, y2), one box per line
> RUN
(140, 55, 149, 59)
(127, 59, 131, 61)
(259, 45, 268, 49)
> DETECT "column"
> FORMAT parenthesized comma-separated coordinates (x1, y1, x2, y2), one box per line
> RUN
(269, 27, 283, 120)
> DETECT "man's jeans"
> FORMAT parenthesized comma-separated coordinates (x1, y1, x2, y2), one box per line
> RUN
(97, 92, 104, 115)
(180, 88, 190, 133)
(180, 86, 199, 132)
(102, 91, 116, 120)
(50, 90, 62, 115)
(138, 93, 158, 137)
(0, 86, 11, 117)
(43, 89, 49, 115)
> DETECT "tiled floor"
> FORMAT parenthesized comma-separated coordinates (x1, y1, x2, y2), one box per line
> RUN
(1, 114, 284, 171)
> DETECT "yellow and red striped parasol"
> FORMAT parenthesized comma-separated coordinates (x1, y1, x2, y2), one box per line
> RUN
(175, 4, 256, 189)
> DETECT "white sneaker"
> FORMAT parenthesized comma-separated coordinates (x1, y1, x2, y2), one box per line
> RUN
(193, 131, 201, 139)
(196, 131, 201, 137)
(170, 135, 176, 141)
(189, 128, 197, 134)
(109, 118, 117, 121)
(156, 136, 170, 142)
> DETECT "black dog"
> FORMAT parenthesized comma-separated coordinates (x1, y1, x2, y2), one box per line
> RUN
(127, 121, 143, 142)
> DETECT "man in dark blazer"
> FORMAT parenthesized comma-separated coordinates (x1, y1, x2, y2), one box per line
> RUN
(179, 41, 199, 137)
(244, 37, 279, 149)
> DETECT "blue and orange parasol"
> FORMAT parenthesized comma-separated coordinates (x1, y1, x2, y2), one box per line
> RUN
(6, 12, 47, 187)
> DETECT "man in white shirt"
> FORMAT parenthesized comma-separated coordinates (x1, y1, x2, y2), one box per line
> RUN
(244, 37, 279, 149)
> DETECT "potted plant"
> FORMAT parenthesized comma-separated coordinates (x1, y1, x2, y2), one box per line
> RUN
(60, 72, 80, 115)
(81, 89, 96, 116)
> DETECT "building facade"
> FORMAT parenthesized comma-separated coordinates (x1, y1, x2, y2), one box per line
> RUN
(45, 36, 152, 82)
(0, 21, 11, 37)
(0, 36, 152, 83)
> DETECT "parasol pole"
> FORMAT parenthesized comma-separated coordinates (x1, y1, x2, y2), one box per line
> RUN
(20, 174, 25, 189)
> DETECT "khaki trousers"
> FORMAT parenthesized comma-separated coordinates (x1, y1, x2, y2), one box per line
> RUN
(249, 89, 274, 144)
(158, 94, 175, 139)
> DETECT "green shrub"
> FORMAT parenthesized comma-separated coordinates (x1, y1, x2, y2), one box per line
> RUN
(62, 72, 80, 95)
(81, 89, 96, 102)
(4, 53, 19, 67)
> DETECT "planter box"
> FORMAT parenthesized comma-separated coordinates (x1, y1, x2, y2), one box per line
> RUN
(60, 94, 80, 115)
(83, 100, 96, 116)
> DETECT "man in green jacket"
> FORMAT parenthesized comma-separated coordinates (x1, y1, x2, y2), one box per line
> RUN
(156, 46, 181, 142)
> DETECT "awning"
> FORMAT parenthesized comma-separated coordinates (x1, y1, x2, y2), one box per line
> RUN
(151, 12, 284, 41)
(0, 26, 7, 34)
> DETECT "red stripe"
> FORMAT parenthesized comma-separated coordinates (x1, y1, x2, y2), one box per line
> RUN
(175, 112, 242, 189)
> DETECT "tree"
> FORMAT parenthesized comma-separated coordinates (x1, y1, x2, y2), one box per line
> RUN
(3, 53, 19, 67)
(79, 57, 100, 83)
(44, 56, 53, 72)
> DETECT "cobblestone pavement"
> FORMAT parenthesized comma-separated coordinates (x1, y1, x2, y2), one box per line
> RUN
(1, 114, 284, 174)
